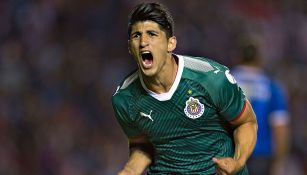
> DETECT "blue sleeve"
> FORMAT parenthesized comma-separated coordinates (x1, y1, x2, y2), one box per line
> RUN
(269, 80, 290, 123)
(270, 80, 288, 112)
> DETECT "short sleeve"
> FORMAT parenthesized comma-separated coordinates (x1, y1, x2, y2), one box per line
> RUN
(269, 80, 290, 125)
(211, 69, 246, 121)
(112, 95, 143, 138)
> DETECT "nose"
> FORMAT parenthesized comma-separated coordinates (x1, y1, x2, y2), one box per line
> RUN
(140, 35, 149, 48)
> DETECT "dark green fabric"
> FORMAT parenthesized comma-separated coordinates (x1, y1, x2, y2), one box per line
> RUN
(112, 55, 248, 174)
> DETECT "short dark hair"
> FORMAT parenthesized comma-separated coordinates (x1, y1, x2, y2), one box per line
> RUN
(128, 2, 174, 38)
(241, 44, 258, 62)
(236, 33, 262, 64)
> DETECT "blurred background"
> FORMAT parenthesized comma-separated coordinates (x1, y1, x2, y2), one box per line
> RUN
(0, 0, 306, 174)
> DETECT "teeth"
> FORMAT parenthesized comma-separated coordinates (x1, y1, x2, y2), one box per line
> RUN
(141, 51, 150, 54)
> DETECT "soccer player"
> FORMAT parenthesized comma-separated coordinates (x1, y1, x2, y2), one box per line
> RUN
(232, 34, 290, 175)
(112, 2, 258, 175)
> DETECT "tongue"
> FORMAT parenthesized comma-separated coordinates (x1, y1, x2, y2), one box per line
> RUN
(144, 59, 153, 65)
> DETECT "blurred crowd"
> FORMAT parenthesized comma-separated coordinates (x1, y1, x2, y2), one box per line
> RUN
(0, 0, 306, 174)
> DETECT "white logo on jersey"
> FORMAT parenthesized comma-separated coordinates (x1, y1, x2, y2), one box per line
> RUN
(113, 86, 120, 96)
(213, 66, 221, 74)
(140, 110, 153, 121)
(184, 97, 205, 119)
(214, 70, 220, 74)
(225, 70, 237, 84)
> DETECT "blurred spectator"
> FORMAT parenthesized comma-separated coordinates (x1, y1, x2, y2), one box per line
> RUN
(231, 33, 290, 175)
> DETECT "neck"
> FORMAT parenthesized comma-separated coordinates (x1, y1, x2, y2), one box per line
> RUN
(143, 54, 178, 94)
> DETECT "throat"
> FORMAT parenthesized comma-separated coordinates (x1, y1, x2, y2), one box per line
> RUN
(143, 55, 178, 94)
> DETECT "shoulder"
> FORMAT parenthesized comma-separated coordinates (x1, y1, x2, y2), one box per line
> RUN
(231, 66, 271, 83)
(181, 55, 227, 73)
(180, 55, 231, 88)
(270, 78, 288, 99)
(112, 70, 140, 106)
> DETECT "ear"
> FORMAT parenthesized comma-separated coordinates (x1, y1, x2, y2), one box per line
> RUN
(167, 36, 177, 52)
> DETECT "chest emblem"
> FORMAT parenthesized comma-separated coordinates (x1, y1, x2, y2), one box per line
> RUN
(184, 97, 205, 119)
(140, 110, 153, 121)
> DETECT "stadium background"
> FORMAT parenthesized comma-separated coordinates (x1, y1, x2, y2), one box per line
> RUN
(0, 0, 306, 174)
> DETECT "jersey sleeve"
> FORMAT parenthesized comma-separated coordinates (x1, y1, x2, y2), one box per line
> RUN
(210, 69, 246, 121)
(112, 94, 143, 138)
(269, 80, 290, 125)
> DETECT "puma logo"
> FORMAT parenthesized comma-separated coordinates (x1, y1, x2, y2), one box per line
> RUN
(140, 110, 153, 121)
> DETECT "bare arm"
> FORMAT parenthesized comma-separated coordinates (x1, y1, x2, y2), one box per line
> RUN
(232, 100, 258, 168)
(118, 136, 153, 175)
(213, 100, 258, 174)
(270, 123, 290, 175)
(273, 124, 290, 160)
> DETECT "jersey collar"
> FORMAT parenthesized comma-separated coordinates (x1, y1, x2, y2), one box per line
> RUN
(139, 54, 184, 101)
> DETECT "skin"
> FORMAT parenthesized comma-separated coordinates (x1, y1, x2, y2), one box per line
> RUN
(128, 21, 177, 94)
(118, 136, 152, 175)
(270, 124, 290, 175)
(213, 100, 257, 175)
(119, 20, 177, 175)
(119, 20, 258, 175)
(239, 50, 290, 175)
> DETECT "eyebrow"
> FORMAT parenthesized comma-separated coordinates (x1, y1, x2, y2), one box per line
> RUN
(131, 29, 159, 36)
(147, 30, 159, 34)
(131, 31, 141, 36)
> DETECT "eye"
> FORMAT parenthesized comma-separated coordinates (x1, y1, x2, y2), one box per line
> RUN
(148, 31, 158, 37)
(131, 32, 141, 39)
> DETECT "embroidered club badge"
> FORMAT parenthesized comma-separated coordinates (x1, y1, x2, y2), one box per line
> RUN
(184, 97, 205, 119)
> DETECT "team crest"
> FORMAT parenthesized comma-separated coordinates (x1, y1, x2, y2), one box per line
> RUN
(184, 97, 205, 119)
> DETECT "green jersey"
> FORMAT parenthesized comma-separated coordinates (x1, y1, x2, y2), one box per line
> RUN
(112, 55, 248, 174)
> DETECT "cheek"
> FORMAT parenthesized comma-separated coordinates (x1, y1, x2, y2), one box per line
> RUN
(154, 42, 168, 52)
(129, 44, 139, 55)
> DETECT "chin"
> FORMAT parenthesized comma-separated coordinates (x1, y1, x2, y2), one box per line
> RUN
(141, 68, 156, 77)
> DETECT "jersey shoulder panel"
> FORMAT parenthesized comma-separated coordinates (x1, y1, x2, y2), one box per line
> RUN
(182, 55, 216, 73)
(182, 55, 229, 89)
(112, 70, 139, 98)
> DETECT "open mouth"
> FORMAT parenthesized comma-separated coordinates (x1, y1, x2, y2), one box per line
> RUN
(141, 51, 153, 68)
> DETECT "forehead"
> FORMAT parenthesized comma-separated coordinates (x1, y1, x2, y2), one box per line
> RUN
(131, 20, 162, 32)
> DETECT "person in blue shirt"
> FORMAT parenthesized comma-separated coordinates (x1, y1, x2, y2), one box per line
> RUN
(232, 34, 291, 175)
